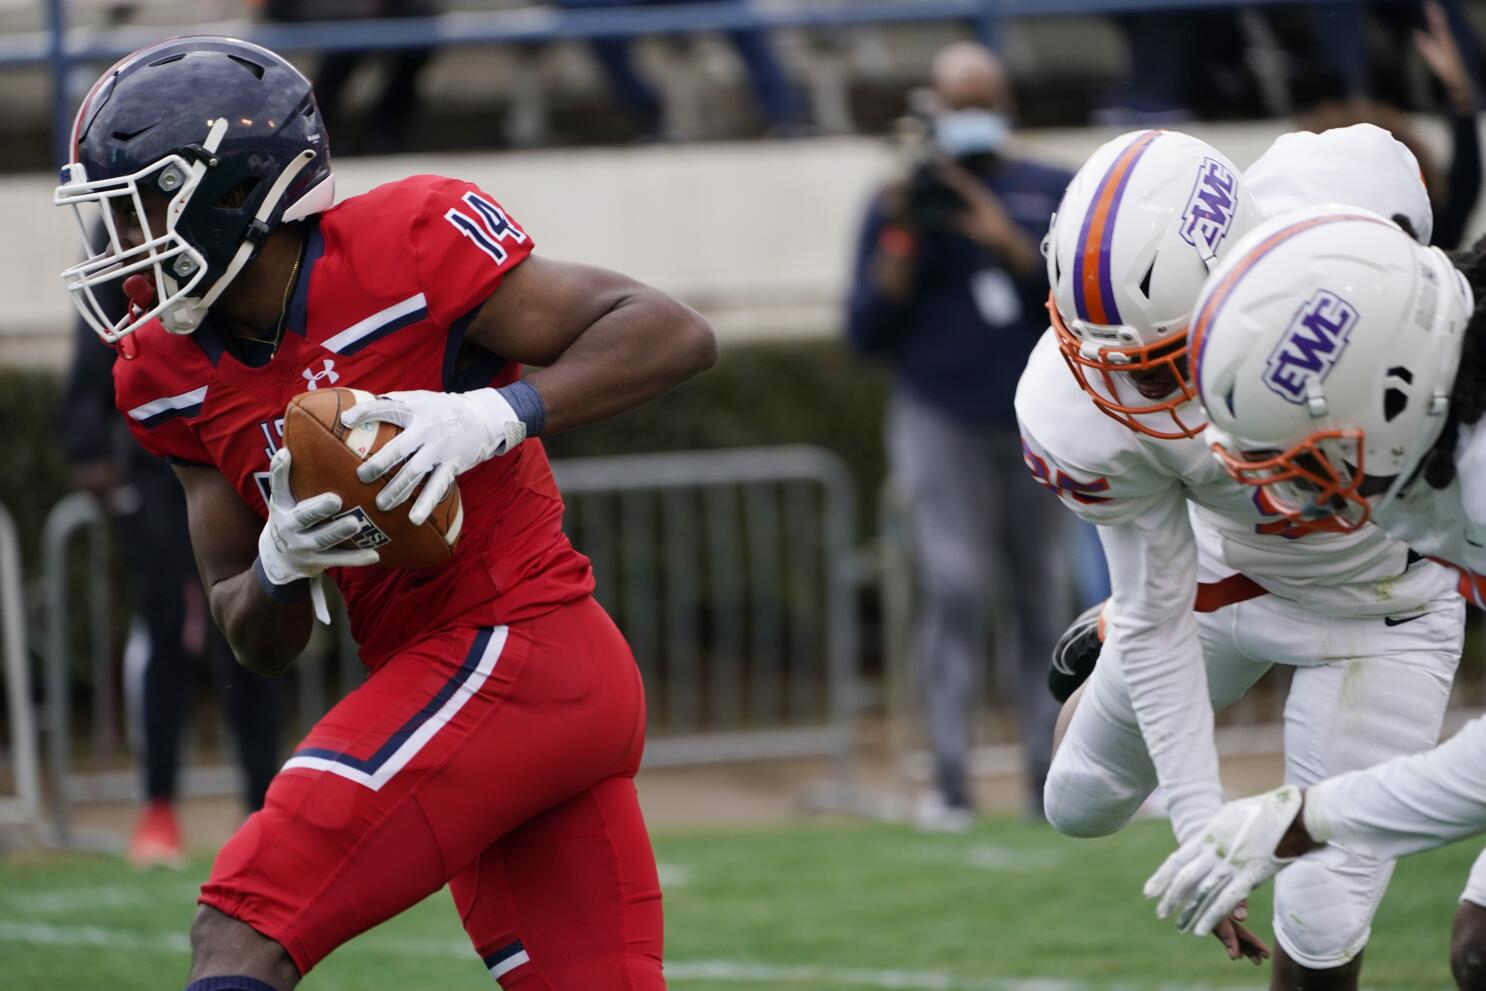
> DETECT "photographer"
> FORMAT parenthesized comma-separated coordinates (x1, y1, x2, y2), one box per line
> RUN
(847, 41, 1075, 829)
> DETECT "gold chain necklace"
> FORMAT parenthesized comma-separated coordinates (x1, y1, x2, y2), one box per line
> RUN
(229, 237, 305, 353)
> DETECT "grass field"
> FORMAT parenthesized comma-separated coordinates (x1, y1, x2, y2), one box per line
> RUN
(0, 818, 1474, 991)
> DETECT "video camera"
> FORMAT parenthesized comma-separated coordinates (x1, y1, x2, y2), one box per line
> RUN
(896, 89, 1010, 236)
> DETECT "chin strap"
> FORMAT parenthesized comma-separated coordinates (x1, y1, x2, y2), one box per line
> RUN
(310, 578, 330, 626)
(161, 145, 317, 334)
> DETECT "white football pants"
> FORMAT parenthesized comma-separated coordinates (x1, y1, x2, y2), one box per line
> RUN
(1463, 849, 1486, 909)
(1044, 560, 1463, 968)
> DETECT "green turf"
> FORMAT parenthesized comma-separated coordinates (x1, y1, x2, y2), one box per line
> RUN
(0, 819, 1474, 990)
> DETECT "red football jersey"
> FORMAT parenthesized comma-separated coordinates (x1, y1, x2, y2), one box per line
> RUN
(114, 175, 594, 668)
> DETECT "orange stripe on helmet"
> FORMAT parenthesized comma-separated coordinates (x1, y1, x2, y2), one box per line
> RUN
(1075, 130, 1162, 326)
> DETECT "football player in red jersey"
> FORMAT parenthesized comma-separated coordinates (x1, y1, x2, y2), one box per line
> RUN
(56, 36, 716, 991)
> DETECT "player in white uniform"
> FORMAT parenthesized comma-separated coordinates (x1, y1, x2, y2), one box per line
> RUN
(1143, 208, 1486, 988)
(1018, 128, 1466, 989)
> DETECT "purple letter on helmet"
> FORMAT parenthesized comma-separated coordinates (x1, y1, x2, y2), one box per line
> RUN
(1262, 289, 1359, 404)
(1180, 158, 1239, 257)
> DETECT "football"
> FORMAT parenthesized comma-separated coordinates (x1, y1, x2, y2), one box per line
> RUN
(282, 387, 463, 570)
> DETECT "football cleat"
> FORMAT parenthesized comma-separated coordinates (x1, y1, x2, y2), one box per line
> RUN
(1049, 600, 1106, 703)
(913, 791, 975, 834)
(127, 798, 187, 870)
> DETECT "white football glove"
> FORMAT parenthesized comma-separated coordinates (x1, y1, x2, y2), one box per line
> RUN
(256, 448, 381, 602)
(341, 388, 527, 525)
(1144, 785, 1305, 937)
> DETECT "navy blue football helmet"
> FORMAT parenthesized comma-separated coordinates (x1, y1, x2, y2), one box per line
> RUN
(56, 36, 334, 342)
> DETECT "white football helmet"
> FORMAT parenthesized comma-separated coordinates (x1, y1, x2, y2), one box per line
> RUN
(1192, 206, 1472, 533)
(1245, 123, 1433, 246)
(1045, 130, 1261, 439)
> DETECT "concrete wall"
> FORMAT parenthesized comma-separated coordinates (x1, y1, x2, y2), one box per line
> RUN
(2, 119, 1464, 369)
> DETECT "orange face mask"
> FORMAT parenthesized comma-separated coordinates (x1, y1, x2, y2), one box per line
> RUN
(1210, 429, 1371, 535)
(1048, 292, 1203, 440)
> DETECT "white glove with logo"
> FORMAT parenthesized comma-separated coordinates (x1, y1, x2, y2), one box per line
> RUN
(341, 388, 527, 525)
(256, 449, 381, 622)
(1144, 785, 1306, 937)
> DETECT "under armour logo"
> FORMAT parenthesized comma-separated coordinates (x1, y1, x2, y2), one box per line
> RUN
(303, 359, 340, 390)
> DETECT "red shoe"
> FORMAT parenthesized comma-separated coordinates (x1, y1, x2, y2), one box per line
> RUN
(127, 799, 186, 870)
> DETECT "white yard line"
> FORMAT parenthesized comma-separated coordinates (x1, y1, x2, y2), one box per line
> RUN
(4, 883, 199, 914)
(667, 960, 1092, 990)
(657, 862, 692, 887)
(0, 919, 1407, 991)
(887, 843, 1065, 873)
(0, 920, 190, 953)
(962, 844, 1064, 872)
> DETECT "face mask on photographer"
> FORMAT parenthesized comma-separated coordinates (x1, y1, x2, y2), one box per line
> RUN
(933, 108, 1010, 159)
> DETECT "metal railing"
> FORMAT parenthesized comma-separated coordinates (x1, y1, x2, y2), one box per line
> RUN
(553, 445, 859, 766)
(35, 445, 865, 842)
(40, 490, 116, 849)
(0, 500, 42, 835)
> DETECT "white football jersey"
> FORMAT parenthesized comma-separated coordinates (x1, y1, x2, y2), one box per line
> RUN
(1016, 331, 1437, 614)
(1016, 126, 1446, 614)
(1027, 127, 1460, 856)
(1375, 421, 1486, 576)
(1017, 330, 1246, 528)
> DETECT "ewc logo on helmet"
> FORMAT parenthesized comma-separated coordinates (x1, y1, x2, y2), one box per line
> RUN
(1180, 158, 1238, 258)
(1262, 289, 1358, 404)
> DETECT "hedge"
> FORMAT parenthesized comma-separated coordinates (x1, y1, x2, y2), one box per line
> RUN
(1, 339, 894, 578)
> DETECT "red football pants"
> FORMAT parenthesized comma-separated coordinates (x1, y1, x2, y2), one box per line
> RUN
(198, 596, 664, 988)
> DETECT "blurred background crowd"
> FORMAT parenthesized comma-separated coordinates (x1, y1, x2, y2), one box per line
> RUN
(0, 1, 1483, 160)
(2, 0, 1485, 863)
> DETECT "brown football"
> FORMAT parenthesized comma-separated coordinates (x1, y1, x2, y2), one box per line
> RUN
(282, 387, 463, 570)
